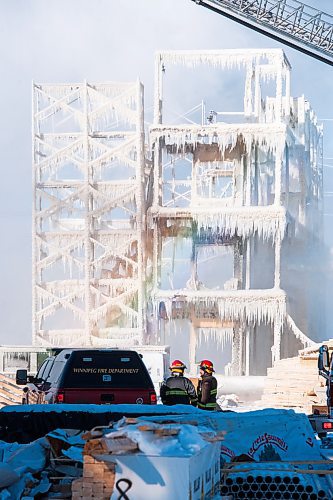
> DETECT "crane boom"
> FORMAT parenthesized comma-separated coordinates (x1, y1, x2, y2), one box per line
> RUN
(192, 0, 333, 66)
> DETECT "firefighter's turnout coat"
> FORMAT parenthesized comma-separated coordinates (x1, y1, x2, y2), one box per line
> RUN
(160, 374, 197, 406)
(197, 374, 217, 410)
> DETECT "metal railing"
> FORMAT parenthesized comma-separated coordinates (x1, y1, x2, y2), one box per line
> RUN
(192, 0, 333, 65)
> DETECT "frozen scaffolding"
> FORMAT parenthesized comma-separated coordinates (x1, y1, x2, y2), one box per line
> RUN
(32, 81, 146, 347)
(148, 49, 323, 375)
(31, 50, 323, 375)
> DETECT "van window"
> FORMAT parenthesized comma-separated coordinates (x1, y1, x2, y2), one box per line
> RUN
(36, 357, 53, 381)
(42, 358, 54, 381)
(48, 360, 67, 384)
(61, 351, 153, 389)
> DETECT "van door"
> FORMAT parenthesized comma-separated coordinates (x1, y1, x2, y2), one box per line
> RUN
(24, 357, 54, 404)
(44, 359, 67, 403)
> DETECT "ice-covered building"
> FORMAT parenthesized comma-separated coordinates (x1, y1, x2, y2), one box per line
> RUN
(31, 49, 323, 376)
(147, 49, 323, 375)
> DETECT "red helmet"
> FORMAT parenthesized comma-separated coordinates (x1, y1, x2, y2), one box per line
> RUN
(170, 359, 187, 372)
(199, 359, 215, 373)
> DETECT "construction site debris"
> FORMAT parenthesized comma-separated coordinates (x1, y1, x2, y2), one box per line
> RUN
(0, 407, 333, 498)
(217, 393, 240, 408)
(75, 417, 222, 499)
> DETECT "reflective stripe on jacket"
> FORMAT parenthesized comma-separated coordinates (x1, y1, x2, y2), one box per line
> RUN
(197, 375, 217, 411)
(160, 375, 198, 406)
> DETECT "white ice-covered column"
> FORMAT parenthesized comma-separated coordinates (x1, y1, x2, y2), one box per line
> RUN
(136, 80, 145, 344)
(189, 323, 197, 376)
(245, 151, 252, 206)
(275, 59, 283, 122)
(231, 327, 242, 375)
(244, 236, 251, 374)
(299, 153, 306, 226)
(244, 63, 253, 117)
(32, 82, 37, 346)
(190, 243, 197, 287)
(254, 67, 261, 118)
(191, 160, 198, 206)
(285, 145, 289, 210)
(285, 68, 290, 118)
(153, 139, 161, 208)
(154, 53, 163, 125)
(201, 100, 206, 126)
(253, 145, 259, 206)
(245, 326, 250, 376)
(272, 319, 282, 365)
(30, 352, 38, 372)
(153, 229, 159, 289)
(274, 141, 284, 207)
(233, 242, 242, 286)
(274, 230, 281, 289)
(273, 139, 283, 363)
(245, 239, 251, 290)
(152, 50, 163, 259)
(83, 80, 92, 346)
(239, 155, 245, 206)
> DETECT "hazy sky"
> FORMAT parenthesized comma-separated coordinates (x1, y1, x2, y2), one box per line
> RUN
(0, 0, 332, 345)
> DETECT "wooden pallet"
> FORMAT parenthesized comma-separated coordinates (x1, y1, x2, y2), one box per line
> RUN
(0, 373, 22, 407)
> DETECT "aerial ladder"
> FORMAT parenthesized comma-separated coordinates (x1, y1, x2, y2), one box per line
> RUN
(192, 0, 333, 66)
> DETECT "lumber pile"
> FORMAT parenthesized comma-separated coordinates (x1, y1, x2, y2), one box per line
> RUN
(71, 419, 185, 499)
(71, 417, 224, 499)
(259, 348, 327, 413)
(0, 373, 22, 407)
(70, 421, 140, 499)
(72, 456, 116, 500)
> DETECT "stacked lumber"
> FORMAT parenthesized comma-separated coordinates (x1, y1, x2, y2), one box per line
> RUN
(259, 352, 326, 413)
(71, 422, 139, 499)
(72, 456, 116, 500)
(0, 373, 22, 407)
(71, 417, 225, 499)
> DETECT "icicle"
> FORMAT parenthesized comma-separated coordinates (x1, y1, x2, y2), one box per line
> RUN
(198, 327, 233, 350)
(158, 49, 289, 73)
(153, 288, 287, 326)
(150, 123, 287, 161)
(192, 206, 287, 241)
(286, 314, 315, 347)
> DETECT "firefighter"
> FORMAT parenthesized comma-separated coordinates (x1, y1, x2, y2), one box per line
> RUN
(197, 359, 217, 411)
(160, 359, 198, 406)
